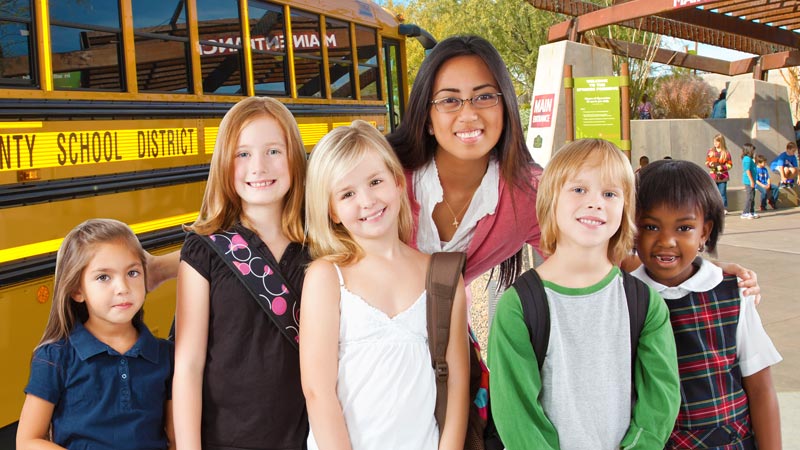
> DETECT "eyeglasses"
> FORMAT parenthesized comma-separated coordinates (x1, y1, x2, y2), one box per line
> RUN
(430, 93, 503, 113)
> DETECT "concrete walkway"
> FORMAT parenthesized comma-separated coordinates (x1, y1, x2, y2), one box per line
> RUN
(715, 206, 799, 447)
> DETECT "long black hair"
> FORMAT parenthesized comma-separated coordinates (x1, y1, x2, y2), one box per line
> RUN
(387, 35, 535, 192)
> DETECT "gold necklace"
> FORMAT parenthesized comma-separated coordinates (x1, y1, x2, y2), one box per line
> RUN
(442, 197, 471, 229)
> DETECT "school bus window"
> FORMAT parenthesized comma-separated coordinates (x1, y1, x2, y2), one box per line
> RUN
(291, 9, 324, 98)
(49, 0, 124, 91)
(356, 25, 379, 100)
(249, 1, 288, 96)
(131, 0, 193, 94)
(326, 18, 353, 99)
(0, 1, 36, 88)
(197, 0, 245, 95)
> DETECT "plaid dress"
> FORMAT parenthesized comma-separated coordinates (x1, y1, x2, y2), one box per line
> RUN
(665, 275, 755, 450)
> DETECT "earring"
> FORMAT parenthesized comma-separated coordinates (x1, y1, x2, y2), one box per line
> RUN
(698, 242, 705, 252)
(427, 126, 434, 135)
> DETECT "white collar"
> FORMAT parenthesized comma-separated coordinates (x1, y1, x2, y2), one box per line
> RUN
(631, 257, 723, 300)
(413, 157, 499, 253)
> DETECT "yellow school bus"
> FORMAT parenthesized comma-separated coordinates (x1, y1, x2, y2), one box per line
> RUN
(0, 0, 427, 437)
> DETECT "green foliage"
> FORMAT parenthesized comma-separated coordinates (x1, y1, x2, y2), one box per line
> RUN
(379, 0, 561, 99)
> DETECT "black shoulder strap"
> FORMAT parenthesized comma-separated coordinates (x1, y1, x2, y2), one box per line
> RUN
(622, 270, 650, 369)
(516, 270, 649, 373)
(426, 251, 466, 434)
(200, 231, 300, 350)
(514, 269, 550, 370)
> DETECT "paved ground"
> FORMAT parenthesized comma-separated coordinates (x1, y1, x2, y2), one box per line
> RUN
(469, 205, 800, 448)
(715, 205, 799, 447)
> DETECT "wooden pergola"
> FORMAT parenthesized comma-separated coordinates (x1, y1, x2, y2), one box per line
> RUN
(531, 0, 800, 78)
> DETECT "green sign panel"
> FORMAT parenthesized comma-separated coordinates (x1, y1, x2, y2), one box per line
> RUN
(574, 76, 622, 148)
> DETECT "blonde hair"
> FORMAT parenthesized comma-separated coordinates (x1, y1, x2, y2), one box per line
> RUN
(713, 133, 729, 160)
(188, 97, 306, 242)
(38, 219, 147, 348)
(536, 139, 636, 264)
(306, 120, 412, 265)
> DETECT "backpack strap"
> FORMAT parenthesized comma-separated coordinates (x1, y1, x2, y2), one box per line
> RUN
(200, 230, 300, 350)
(514, 269, 550, 370)
(426, 251, 466, 434)
(516, 269, 650, 373)
(621, 270, 650, 377)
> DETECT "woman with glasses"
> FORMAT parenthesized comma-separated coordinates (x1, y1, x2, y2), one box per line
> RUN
(387, 35, 540, 287)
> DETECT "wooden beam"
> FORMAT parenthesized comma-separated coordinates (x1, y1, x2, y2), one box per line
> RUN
(585, 36, 732, 75)
(549, 0, 718, 40)
(760, 50, 800, 71)
(532, 0, 789, 55)
(664, 7, 800, 49)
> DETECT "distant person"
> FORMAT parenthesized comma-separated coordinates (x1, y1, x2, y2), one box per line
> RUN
(755, 154, 779, 210)
(636, 94, 653, 120)
(711, 89, 727, 119)
(740, 143, 759, 219)
(633, 159, 782, 450)
(705, 133, 732, 214)
(770, 141, 798, 187)
(794, 121, 800, 147)
(635, 155, 649, 175)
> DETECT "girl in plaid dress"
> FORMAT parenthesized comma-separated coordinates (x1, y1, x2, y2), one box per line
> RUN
(632, 159, 782, 449)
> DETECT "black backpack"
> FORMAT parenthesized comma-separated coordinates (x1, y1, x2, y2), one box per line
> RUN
(513, 269, 650, 374)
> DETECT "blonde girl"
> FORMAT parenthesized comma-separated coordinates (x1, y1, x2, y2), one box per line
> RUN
(705, 133, 733, 213)
(17, 219, 174, 450)
(489, 139, 680, 449)
(300, 121, 469, 450)
(173, 97, 308, 450)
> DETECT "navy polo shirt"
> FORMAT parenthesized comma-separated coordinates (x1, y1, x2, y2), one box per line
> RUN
(25, 321, 173, 450)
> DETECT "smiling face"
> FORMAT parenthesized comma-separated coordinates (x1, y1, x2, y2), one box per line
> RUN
(330, 150, 403, 242)
(554, 157, 624, 255)
(73, 241, 146, 332)
(233, 115, 291, 211)
(428, 55, 504, 164)
(636, 203, 713, 287)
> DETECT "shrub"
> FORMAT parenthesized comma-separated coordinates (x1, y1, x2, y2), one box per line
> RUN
(653, 75, 715, 119)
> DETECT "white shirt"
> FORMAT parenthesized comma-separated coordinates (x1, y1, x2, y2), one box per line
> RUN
(413, 157, 499, 254)
(631, 257, 781, 376)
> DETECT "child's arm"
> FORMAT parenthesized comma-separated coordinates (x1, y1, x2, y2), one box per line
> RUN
(487, 288, 560, 450)
(172, 261, 210, 450)
(712, 262, 761, 302)
(705, 150, 715, 169)
(438, 275, 470, 450)
(16, 395, 64, 450)
(300, 260, 352, 450)
(621, 288, 681, 449)
(165, 400, 176, 450)
(145, 250, 180, 292)
(743, 367, 781, 449)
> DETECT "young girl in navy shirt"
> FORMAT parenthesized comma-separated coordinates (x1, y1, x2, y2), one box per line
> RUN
(17, 219, 174, 450)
